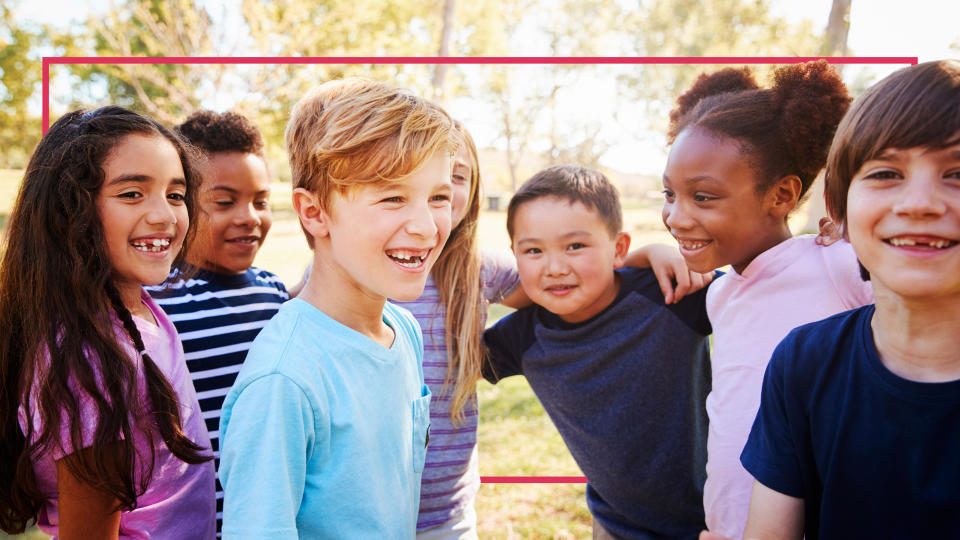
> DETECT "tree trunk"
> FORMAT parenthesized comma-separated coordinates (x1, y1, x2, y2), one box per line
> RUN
(431, 0, 456, 102)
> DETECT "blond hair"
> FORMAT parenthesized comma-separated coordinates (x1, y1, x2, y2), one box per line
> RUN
(285, 78, 457, 246)
(431, 122, 484, 425)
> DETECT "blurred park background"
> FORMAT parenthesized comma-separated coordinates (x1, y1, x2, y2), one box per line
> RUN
(2, 0, 958, 537)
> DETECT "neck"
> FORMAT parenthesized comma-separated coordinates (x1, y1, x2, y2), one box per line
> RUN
(731, 223, 792, 274)
(871, 288, 960, 383)
(116, 282, 155, 324)
(298, 253, 393, 347)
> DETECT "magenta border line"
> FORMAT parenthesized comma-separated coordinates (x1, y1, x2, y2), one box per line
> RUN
(38, 54, 918, 484)
(41, 56, 919, 133)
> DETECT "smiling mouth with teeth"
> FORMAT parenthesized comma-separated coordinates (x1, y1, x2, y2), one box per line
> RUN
(386, 249, 429, 268)
(131, 238, 171, 252)
(886, 237, 957, 249)
(678, 239, 711, 250)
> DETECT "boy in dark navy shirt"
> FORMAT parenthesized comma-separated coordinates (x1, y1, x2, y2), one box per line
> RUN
(483, 165, 713, 540)
(718, 61, 960, 540)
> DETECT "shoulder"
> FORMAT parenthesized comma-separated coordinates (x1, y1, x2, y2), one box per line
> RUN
(769, 304, 874, 382)
(617, 267, 713, 336)
(480, 248, 520, 300)
(383, 302, 420, 338)
(248, 267, 290, 295)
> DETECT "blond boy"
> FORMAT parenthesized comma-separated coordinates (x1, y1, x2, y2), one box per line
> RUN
(219, 79, 456, 539)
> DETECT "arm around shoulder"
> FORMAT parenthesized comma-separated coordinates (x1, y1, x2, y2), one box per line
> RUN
(56, 445, 122, 540)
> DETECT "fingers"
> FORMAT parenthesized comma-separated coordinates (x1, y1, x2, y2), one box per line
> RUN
(699, 531, 732, 540)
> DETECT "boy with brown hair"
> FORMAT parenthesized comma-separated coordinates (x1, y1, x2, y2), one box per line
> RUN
(219, 79, 456, 539)
(483, 165, 713, 540)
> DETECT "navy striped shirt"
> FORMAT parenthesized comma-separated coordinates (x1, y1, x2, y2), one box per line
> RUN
(147, 267, 288, 536)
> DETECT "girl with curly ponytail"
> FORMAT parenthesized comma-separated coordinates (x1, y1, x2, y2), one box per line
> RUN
(661, 61, 874, 538)
(0, 106, 215, 538)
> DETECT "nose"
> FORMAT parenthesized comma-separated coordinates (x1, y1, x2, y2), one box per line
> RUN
(663, 199, 693, 232)
(404, 200, 440, 239)
(892, 176, 946, 218)
(146, 194, 177, 226)
(234, 202, 263, 228)
(545, 252, 570, 277)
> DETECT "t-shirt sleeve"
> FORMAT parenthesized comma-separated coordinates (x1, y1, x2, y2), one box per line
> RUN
(480, 249, 521, 304)
(627, 267, 716, 336)
(739, 333, 807, 499)
(822, 240, 874, 308)
(481, 309, 535, 383)
(219, 373, 323, 539)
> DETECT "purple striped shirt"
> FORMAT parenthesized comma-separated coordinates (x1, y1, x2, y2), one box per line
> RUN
(394, 249, 519, 531)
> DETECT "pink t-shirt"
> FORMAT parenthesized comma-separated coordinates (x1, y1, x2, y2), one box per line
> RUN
(19, 289, 216, 539)
(703, 236, 873, 539)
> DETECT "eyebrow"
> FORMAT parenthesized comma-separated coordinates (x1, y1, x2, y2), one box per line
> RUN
(106, 174, 186, 187)
(663, 174, 720, 185)
(515, 230, 590, 244)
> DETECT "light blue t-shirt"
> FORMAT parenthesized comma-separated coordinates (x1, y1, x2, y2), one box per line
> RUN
(218, 298, 431, 539)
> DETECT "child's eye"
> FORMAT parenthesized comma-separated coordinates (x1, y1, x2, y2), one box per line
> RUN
(254, 200, 270, 209)
(568, 242, 586, 251)
(431, 193, 451, 203)
(523, 247, 542, 255)
(693, 193, 715, 203)
(662, 189, 675, 201)
(168, 192, 186, 202)
(865, 170, 900, 180)
(118, 191, 142, 200)
(214, 200, 234, 207)
(380, 196, 404, 204)
(452, 174, 468, 185)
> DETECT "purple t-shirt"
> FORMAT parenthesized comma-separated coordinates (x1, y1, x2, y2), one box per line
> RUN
(19, 289, 216, 539)
(393, 249, 519, 531)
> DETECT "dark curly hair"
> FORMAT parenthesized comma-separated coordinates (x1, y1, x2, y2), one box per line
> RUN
(825, 60, 960, 226)
(0, 106, 211, 534)
(668, 60, 852, 200)
(176, 110, 266, 158)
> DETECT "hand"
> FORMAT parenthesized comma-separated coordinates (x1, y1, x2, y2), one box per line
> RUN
(699, 532, 732, 540)
(628, 243, 714, 304)
(814, 217, 842, 247)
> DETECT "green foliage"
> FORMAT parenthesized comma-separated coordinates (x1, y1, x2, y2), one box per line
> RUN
(0, 3, 42, 168)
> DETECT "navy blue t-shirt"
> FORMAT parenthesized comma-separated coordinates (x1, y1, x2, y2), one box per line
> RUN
(741, 305, 960, 540)
(483, 267, 713, 540)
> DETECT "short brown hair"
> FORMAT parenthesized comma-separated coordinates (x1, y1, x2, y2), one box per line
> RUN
(506, 165, 622, 239)
(825, 60, 960, 225)
(286, 78, 456, 216)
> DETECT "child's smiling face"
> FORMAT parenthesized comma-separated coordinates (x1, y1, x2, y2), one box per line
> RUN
(511, 196, 629, 323)
(846, 142, 960, 301)
(662, 127, 793, 274)
(97, 133, 189, 304)
(190, 152, 272, 274)
(320, 151, 453, 302)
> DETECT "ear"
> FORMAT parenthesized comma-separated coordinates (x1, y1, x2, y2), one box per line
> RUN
(767, 175, 802, 218)
(612, 232, 632, 268)
(292, 187, 331, 239)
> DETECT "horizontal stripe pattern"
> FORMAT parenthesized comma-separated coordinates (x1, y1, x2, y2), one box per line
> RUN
(392, 250, 519, 531)
(147, 267, 288, 537)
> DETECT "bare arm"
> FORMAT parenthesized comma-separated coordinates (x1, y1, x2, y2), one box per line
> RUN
(498, 284, 530, 310)
(697, 480, 803, 540)
(57, 446, 122, 540)
(624, 243, 713, 304)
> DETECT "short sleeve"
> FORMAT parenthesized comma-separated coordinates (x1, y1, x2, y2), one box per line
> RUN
(740, 335, 807, 499)
(481, 309, 536, 383)
(480, 249, 520, 304)
(821, 240, 874, 309)
(219, 374, 323, 539)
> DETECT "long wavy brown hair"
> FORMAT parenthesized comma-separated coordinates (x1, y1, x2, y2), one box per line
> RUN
(0, 106, 211, 534)
(430, 122, 484, 425)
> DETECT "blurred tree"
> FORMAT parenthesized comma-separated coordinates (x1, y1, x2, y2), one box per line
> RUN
(618, 0, 827, 135)
(65, 0, 223, 125)
(0, 2, 43, 168)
